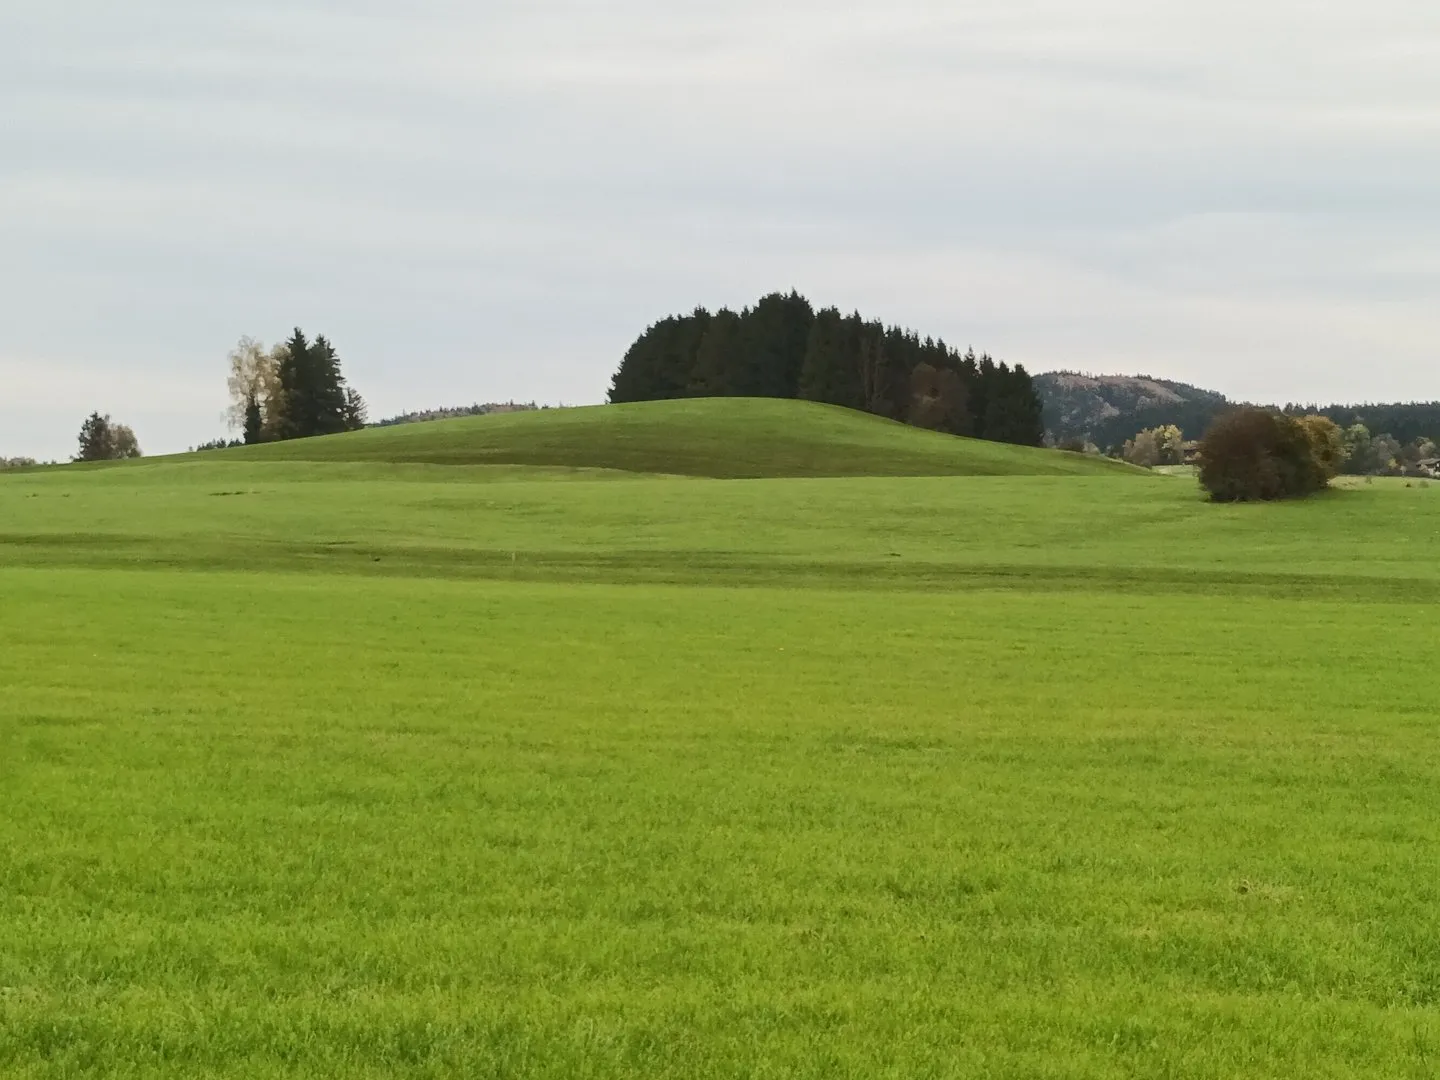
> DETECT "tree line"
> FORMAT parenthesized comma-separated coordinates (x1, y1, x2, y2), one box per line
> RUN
(609, 292, 1045, 445)
(1116, 420, 1437, 477)
(227, 330, 366, 443)
(1071, 396, 1440, 458)
(1284, 402, 1440, 449)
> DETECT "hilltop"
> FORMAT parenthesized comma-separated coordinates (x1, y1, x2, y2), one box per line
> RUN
(216, 397, 1130, 479)
(1034, 372, 1231, 449)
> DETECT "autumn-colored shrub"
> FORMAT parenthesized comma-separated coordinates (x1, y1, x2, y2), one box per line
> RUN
(1198, 408, 1339, 502)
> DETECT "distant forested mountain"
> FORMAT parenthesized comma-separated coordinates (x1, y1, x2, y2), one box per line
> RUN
(1035, 371, 1440, 457)
(609, 292, 1045, 446)
(1035, 372, 1232, 450)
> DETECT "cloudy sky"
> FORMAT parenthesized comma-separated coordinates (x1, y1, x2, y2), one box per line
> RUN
(3, 1, 1437, 459)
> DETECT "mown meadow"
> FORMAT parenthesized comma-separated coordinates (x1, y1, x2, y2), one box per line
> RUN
(3, 400, 1440, 1078)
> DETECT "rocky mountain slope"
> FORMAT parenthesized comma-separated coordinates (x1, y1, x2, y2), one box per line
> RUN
(1034, 373, 1231, 449)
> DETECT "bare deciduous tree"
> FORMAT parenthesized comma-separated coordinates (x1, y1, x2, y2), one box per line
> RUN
(226, 336, 283, 442)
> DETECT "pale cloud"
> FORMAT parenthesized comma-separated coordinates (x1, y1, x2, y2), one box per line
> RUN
(2, 0, 1438, 459)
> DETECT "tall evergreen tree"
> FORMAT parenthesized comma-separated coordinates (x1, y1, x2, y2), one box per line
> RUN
(969, 351, 996, 438)
(689, 308, 746, 396)
(858, 321, 906, 420)
(243, 394, 264, 444)
(798, 307, 854, 408)
(270, 329, 361, 439)
(310, 335, 350, 435)
(980, 362, 1046, 446)
(342, 387, 368, 431)
(275, 328, 311, 439)
(735, 292, 814, 399)
(609, 311, 710, 403)
(75, 413, 112, 462)
(1006, 364, 1046, 446)
(74, 413, 141, 461)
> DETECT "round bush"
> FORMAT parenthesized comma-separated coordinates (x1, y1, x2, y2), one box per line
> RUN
(1198, 408, 1337, 502)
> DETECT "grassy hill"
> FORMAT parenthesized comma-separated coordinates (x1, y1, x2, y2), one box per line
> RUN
(5, 415, 1440, 1078)
(210, 398, 1131, 478)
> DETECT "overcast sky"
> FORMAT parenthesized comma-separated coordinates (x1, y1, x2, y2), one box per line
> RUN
(2, 1, 1437, 459)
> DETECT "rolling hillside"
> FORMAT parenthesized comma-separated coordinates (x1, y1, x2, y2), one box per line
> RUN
(6, 391, 1440, 1078)
(203, 398, 1131, 479)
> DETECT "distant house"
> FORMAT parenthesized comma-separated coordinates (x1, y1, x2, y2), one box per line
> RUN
(1182, 441, 1202, 466)
(1417, 458, 1440, 479)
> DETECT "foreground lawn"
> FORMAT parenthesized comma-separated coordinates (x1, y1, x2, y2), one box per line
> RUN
(3, 451, 1439, 1077)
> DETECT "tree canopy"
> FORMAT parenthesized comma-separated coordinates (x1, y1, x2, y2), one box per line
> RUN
(1198, 409, 1344, 502)
(226, 330, 367, 443)
(608, 292, 1045, 446)
(75, 413, 142, 462)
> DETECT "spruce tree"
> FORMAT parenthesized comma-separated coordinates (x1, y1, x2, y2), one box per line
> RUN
(609, 312, 709, 403)
(275, 328, 311, 439)
(979, 363, 1046, 446)
(74, 413, 140, 460)
(268, 329, 361, 439)
(1007, 364, 1046, 446)
(310, 335, 349, 435)
(735, 292, 813, 399)
(858, 321, 903, 419)
(243, 395, 264, 444)
(970, 351, 997, 438)
(982, 360, 1015, 443)
(798, 307, 863, 409)
(342, 388, 368, 431)
(689, 308, 745, 396)
(75, 413, 112, 462)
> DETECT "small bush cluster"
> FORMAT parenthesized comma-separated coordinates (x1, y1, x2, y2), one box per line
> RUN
(75, 413, 142, 462)
(1198, 408, 1344, 502)
(1121, 424, 1184, 467)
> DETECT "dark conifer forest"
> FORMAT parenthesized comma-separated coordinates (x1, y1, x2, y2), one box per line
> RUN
(609, 292, 1046, 446)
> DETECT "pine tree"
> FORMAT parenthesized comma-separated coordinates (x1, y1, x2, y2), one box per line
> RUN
(979, 363, 1046, 446)
(609, 312, 709, 402)
(275, 328, 311, 439)
(689, 309, 745, 396)
(310, 335, 349, 435)
(243, 394, 264, 444)
(858, 321, 904, 419)
(75, 413, 112, 462)
(798, 307, 863, 409)
(735, 292, 814, 398)
(969, 351, 997, 438)
(270, 329, 361, 439)
(1007, 364, 1046, 446)
(342, 387, 368, 431)
(74, 413, 140, 460)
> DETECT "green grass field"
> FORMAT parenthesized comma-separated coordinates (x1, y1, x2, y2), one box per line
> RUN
(4, 400, 1440, 1078)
